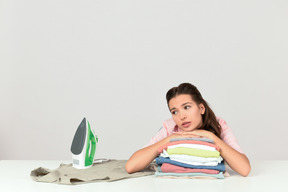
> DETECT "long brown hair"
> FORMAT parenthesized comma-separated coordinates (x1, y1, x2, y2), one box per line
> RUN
(166, 83, 222, 138)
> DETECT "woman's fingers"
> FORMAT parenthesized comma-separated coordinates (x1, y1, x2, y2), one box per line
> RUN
(172, 132, 202, 138)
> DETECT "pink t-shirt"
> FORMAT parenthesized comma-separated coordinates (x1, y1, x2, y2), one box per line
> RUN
(145, 117, 243, 153)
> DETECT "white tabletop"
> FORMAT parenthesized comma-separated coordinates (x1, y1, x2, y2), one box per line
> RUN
(0, 160, 287, 192)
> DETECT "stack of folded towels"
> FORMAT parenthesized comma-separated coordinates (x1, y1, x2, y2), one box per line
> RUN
(155, 137, 225, 179)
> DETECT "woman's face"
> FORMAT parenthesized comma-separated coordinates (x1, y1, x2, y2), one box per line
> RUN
(168, 94, 205, 132)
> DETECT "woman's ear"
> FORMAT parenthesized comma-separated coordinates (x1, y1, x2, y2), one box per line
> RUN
(199, 103, 205, 114)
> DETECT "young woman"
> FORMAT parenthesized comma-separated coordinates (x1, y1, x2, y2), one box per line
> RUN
(125, 83, 251, 176)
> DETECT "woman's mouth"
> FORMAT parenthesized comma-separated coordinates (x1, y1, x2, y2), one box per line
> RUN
(182, 122, 191, 128)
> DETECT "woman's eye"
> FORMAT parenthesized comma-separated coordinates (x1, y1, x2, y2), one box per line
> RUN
(171, 111, 177, 115)
(184, 105, 191, 110)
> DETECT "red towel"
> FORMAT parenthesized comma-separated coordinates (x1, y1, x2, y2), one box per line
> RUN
(161, 163, 220, 174)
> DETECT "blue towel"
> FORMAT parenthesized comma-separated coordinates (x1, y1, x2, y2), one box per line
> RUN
(155, 157, 226, 172)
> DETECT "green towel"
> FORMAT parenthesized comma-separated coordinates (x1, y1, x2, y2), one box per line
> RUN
(167, 147, 220, 158)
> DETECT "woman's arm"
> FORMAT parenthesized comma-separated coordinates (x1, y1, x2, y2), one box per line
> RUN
(125, 133, 199, 173)
(213, 135, 251, 176)
(125, 136, 170, 174)
(188, 130, 251, 177)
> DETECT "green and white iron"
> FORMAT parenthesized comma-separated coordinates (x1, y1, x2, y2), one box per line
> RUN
(70, 117, 98, 169)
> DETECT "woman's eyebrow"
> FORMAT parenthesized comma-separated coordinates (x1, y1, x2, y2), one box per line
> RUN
(169, 107, 176, 112)
(169, 102, 192, 111)
(181, 102, 192, 106)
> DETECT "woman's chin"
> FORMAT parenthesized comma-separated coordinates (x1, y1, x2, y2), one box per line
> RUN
(180, 127, 196, 132)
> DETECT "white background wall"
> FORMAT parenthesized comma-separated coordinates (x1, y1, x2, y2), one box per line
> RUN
(1, 0, 288, 161)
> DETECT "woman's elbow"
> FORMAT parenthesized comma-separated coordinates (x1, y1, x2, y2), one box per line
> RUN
(240, 164, 251, 177)
(125, 161, 136, 174)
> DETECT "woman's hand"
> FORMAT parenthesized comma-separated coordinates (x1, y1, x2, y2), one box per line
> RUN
(190, 129, 215, 139)
(171, 129, 214, 139)
(168, 132, 201, 139)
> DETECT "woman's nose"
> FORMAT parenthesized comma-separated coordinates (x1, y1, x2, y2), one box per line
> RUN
(179, 111, 186, 120)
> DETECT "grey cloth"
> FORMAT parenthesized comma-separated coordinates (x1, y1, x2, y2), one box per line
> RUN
(170, 137, 214, 143)
(30, 160, 156, 185)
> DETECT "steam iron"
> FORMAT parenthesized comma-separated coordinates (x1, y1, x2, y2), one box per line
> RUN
(70, 117, 98, 169)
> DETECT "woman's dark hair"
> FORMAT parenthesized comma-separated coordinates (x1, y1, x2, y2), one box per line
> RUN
(166, 83, 222, 138)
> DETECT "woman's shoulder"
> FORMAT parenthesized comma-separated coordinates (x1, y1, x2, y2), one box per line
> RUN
(216, 116, 229, 130)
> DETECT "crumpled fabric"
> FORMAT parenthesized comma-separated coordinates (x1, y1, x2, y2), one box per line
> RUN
(30, 160, 156, 185)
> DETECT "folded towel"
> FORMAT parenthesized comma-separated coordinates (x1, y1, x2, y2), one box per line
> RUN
(160, 163, 220, 174)
(155, 171, 224, 179)
(167, 147, 220, 158)
(155, 157, 226, 172)
(170, 137, 214, 143)
(158, 140, 220, 153)
(160, 151, 223, 164)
